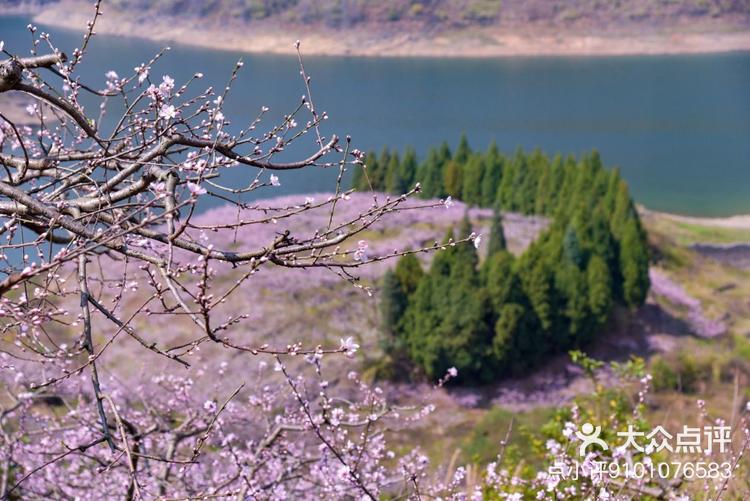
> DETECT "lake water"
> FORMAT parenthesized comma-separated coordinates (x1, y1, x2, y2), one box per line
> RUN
(1, 15, 749, 216)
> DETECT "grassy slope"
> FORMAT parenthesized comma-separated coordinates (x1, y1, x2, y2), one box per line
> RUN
(15, 190, 749, 491)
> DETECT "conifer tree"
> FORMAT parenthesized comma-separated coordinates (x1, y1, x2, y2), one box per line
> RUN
(443, 160, 463, 197)
(481, 142, 504, 207)
(586, 254, 613, 325)
(461, 154, 485, 205)
(454, 133, 471, 164)
(484, 250, 520, 312)
(496, 151, 517, 209)
(394, 253, 423, 296)
(487, 209, 507, 257)
(562, 225, 584, 268)
(384, 150, 402, 194)
(360, 139, 651, 382)
(395, 146, 418, 194)
(404, 226, 492, 382)
(534, 161, 553, 214)
(555, 262, 590, 346)
(370, 146, 391, 191)
(610, 180, 636, 238)
(518, 254, 556, 333)
(619, 218, 650, 307)
(380, 270, 407, 348)
(437, 140, 452, 164)
(418, 147, 447, 199)
(494, 300, 541, 371)
(380, 254, 424, 358)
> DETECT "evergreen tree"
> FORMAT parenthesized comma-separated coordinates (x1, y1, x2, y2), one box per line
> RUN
(437, 141, 452, 164)
(380, 269, 408, 350)
(495, 300, 542, 372)
(487, 209, 507, 256)
(384, 151, 402, 194)
(461, 154, 485, 205)
(480, 142, 504, 207)
(562, 225, 584, 268)
(545, 154, 565, 215)
(443, 160, 463, 197)
(370, 146, 390, 191)
(454, 133, 471, 164)
(496, 151, 518, 209)
(586, 254, 612, 325)
(404, 226, 493, 382)
(492, 303, 522, 367)
(555, 262, 590, 346)
(362, 139, 650, 383)
(518, 254, 556, 333)
(380, 254, 424, 358)
(610, 180, 635, 239)
(418, 148, 446, 199)
(619, 218, 650, 307)
(395, 146, 418, 194)
(534, 161, 553, 214)
(483, 250, 520, 312)
(394, 253, 423, 296)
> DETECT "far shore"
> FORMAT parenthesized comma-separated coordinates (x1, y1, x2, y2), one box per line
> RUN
(640, 207, 750, 231)
(17, 6, 750, 59)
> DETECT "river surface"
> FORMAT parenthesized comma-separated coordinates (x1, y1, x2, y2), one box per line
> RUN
(2, 15, 749, 216)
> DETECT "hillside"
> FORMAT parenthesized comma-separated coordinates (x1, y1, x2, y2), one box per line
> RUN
(4, 0, 750, 56)
(64, 190, 750, 479)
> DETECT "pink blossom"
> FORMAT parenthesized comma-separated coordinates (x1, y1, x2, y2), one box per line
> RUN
(159, 74, 175, 95)
(159, 104, 177, 120)
(339, 337, 359, 358)
(187, 182, 207, 196)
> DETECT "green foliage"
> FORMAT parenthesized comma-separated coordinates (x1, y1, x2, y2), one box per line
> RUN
(461, 154, 485, 205)
(620, 218, 650, 307)
(569, 349, 604, 381)
(380, 270, 407, 348)
(586, 254, 613, 326)
(650, 355, 679, 392)
(486, 208, 507, 256)
(370, 137, 649, 384)
(650, 350, 729, 393)
(401, 226, 495, 381)
(454, 132, 472, 164)
(378, 254, 424, 379)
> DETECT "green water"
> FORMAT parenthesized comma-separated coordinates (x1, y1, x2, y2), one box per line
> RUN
(1, 15, 749, 216)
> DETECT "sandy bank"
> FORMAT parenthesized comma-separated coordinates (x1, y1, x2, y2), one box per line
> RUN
(28, 5, 750, 58)
(641, 208, 750, 230)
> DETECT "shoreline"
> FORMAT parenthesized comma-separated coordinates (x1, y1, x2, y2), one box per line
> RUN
(639, 207, 750, 231)
(20, 8, 750, 59)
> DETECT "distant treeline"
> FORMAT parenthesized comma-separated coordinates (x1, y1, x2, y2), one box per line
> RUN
(358, 135, 650, 383)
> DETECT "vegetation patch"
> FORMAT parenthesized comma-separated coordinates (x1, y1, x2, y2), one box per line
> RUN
(354, 136, 650, 383)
